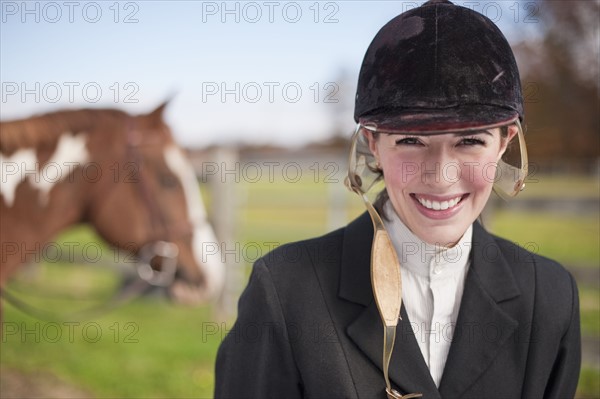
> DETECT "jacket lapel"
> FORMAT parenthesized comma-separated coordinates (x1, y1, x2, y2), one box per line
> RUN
(340, 213, 440, 397)
(347, 302, 442, 398)
(438, 221, 521, 398)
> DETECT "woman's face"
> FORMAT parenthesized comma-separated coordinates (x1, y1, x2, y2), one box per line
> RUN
(366, 126, 516, 246)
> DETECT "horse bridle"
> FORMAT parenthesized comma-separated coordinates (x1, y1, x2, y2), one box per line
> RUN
(121, 117, 187, 288)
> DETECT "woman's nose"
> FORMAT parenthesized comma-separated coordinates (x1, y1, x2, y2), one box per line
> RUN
(421, 148, 460, 186)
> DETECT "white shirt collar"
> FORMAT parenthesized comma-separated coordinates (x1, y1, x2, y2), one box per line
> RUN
(382, 201, 473, 279)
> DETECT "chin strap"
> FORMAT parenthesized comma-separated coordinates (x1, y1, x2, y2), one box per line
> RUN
(345, 125, 423, 399)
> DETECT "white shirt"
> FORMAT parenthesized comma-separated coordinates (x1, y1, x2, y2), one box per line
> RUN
(382, 201, 473, 387)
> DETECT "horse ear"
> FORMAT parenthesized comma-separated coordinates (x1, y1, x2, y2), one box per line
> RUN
(149, 99, 170, 121)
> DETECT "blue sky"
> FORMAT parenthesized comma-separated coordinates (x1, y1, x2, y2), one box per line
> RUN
(1, 1, 542, 147)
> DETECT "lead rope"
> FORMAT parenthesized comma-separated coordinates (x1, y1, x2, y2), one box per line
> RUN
(1, 276, 151, 322)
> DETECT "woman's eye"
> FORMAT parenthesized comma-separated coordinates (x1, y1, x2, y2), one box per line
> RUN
(395, 137, 422, 145)
(459, 137, 486, 146)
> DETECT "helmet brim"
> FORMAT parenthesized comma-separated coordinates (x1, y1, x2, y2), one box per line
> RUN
(358, 105, 519, 134)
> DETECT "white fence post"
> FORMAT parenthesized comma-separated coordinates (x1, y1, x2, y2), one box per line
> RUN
(208, 146, 241, 318)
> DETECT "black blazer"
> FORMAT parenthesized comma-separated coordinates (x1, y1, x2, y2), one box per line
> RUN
(215, 213, 581, 398)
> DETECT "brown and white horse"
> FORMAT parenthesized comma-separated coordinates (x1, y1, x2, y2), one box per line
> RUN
(0, 103, 225, 307)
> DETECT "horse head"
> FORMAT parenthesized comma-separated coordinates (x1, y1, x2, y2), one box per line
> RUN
(84, 102, 225, 304)
(0, 102, 225, 305)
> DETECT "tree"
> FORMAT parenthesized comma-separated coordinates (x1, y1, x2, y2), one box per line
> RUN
(514, 0, 599, 172)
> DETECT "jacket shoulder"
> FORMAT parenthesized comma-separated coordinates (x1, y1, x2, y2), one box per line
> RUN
(256, 226, 345, 272)
(491, 232, 574, 282)
(491, 232, 578, 333)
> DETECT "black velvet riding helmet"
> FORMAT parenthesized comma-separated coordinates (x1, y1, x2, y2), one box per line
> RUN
(354, 0, 523, 134)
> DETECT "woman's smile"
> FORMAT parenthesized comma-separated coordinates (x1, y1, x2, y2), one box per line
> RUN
(410, 193, 469, 220)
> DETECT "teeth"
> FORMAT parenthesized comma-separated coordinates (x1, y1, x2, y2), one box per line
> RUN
(417, 195, 463, 210)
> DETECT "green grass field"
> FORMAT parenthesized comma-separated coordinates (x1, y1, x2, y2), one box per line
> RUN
(2, 173, 598, 398)
(2, 300, 221, 398)
(487, 210, 599, 267)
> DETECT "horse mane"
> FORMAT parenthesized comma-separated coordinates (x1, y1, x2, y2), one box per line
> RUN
(0, 108, 129, 155)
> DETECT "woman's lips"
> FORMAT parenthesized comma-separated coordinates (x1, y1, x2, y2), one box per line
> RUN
(410, 193, 469, 219)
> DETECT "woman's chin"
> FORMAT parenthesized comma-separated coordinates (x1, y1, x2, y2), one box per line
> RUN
(414, 226, 466, 248)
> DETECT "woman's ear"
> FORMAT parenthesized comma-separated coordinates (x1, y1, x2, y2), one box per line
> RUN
(498, 125, 518, 160)
(363, 130, 380, 162)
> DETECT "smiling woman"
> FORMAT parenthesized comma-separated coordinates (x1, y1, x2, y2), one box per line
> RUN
(214, 1, 581, 398)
